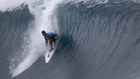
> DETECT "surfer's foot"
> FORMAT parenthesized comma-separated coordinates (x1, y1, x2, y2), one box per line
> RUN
(49, 47, 53, 52)
(48, 54, 50, 57)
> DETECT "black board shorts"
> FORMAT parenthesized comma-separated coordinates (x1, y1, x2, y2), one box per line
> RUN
(50, 35, 59, 43)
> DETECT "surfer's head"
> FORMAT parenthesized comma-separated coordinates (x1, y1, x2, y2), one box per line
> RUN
(42, 30, 46, 36)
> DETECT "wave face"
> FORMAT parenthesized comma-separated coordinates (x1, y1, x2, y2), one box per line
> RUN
(56, 1, 140, 79)
(0, 7, 34, 79)
(0, 0, 140, 79)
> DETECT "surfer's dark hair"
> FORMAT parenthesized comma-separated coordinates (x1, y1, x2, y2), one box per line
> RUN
(42, 30, 46, 34)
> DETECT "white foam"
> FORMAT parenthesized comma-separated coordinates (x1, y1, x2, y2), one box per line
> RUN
(8, 0, 64, 77)
(0, 0, 109, 12)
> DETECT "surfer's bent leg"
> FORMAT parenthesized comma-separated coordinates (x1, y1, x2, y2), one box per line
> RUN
(54, 41, 56, 47)
(54, 35, 59, 47)
(49, 40, 53, 48)
(52, 37, 57, 47)
(49, 40, 53, 52)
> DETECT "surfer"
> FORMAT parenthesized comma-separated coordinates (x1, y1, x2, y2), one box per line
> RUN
(42, 30, 59, 52)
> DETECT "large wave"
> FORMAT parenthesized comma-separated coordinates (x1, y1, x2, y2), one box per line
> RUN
(0, 0, 140, 79)
(56, 1, 140, 79)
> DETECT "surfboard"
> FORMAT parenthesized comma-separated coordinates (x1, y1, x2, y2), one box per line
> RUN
(44, 35, 58, 63)
(45, 47, 56, 63)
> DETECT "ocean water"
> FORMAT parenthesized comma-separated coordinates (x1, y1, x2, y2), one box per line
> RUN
(0, 0, 140, 79)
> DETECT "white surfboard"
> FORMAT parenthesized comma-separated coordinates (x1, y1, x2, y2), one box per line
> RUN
(45, 48, 56, 63)
(44, 35, 58, 63)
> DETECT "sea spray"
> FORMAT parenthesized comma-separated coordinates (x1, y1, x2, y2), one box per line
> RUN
(6, 0, 64, 77)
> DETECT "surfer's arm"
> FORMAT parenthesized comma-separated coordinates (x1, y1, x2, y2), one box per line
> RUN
(45, 39, 48, 45)
(45, 37, 49, 45)
(49, 40, 53, 48)
(46, 37, 52, 48)
(49, 40, 53, 52)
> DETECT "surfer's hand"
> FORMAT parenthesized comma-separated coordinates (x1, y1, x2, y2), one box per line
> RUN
(49, 47, 53, 52)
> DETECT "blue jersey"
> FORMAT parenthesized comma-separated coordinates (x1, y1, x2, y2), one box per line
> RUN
(44, 32, 56, 40)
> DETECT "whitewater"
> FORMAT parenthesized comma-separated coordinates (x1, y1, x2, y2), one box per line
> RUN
(0, 0, 140, 79)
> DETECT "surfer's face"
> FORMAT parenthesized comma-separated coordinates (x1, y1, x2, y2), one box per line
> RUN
(42, 33, 46, 36)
